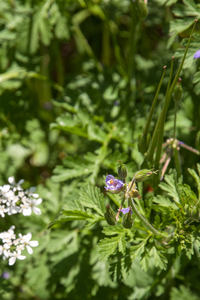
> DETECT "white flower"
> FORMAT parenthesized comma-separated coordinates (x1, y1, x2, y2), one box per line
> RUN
(0, 244, 10, 257)
(29, 198, 42, 215)
(21, 198, 42, 216)
(8, 177, 24, 191)
(20, 233, 39, 254)
(8, 251, 26, 266)
(20, 199, 31, 216)
(0, 205, 7, 218)
(0, 185, 10, 197)
(8, 177, 15, 185)
(16, 244, 25, 252)
(7, 202, 21, 215)
(25, 186, 37, 197)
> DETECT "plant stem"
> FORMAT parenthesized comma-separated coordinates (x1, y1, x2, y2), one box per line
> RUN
(143, 66, 167, 137)
(174, 146, 182, 178)
(116, 195, 126, 221)
(173, 101, 178, 141)
(147, 20, 197, 167)
(130, 198, 169, 237)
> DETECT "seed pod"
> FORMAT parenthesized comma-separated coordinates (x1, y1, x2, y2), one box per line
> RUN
(138, 133, 151, 154)
(104, 204, 116, 226)
(173, 79, 183, 103)
(135, 169, 158, 182)
(117, 161, 128, 180)
(122, 207, 134, 229)
(135, 0, 148, 20)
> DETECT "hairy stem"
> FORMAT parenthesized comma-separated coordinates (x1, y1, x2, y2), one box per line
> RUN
(131, 197, 168, 237)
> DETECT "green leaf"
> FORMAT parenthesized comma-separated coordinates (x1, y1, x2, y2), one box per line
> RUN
(187, 167, 200, 200)
(169, 18, 195, 34)
(110, 254, 132, 281)
(170, 285, 199, 300)
(79, 185, 105, 216)
(159, 173, 180, 203)
(153, 195, 178, 209)
(52, 156, 93, 182)
(172, 2, 199, 18)
(177, 183, 197, 207)
(62, 209, 94, 221)
(98, 231, 126, 261)
(149, 246, 168, 270)
(131, 241, 146, 260)
(51, 114, 88, 138)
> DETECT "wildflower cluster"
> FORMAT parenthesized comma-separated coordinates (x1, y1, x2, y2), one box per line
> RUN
(104, 164, 165, 235)
(0, 176, 42, 217)
(0, 226, 38, 265)
(0, 177, 42, 265)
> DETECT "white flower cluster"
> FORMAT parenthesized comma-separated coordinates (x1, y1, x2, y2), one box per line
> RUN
(0, 176, 42, 217)
(0, 226, 38, 265)
(0, 177, 42, 266)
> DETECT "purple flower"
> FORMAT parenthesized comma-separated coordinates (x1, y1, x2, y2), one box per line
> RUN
(105, 175, 124, 194)
(118, 207, 132, 215)
(2, 272, 10, 279)
(194, 50, 200, 59)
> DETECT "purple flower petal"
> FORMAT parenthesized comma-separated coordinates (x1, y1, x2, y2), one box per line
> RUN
(105, 175, 115, 184)
(194, 50, 200, 59)
(118, 207, 132, 215)
(105, 175, 124, 194)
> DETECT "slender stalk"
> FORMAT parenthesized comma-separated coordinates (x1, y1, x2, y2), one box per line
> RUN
(142, 66, 167, 137)
(147, 21, 197, 166)
(173, 102, 178, 141)
(116, 195, 126, 221)
(154, 21, 197, 169)
(160, 152, 168, 164)
(166, 57, 174, 100)
(179, 142, 200, 155)
(131, 198, 169, 237)
(127, 1, 138, 84)
(161, 148, 173, 181)
(146, 59, 174, 163)
(173, 146, 182, 178)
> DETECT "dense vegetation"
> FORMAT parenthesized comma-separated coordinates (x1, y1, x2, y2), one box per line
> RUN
(1, 0, 200, 299)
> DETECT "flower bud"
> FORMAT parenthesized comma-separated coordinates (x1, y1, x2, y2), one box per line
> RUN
(134, 169, 158, 182)
(104, 204, 116, 226)
(117, 161, 128, 180)
(127, 182, 140, 198)
(186, 205, 200, 222)
(122, 207, 134, 229)
(173, 78, 183, 103)
(135, 0, 148, 20)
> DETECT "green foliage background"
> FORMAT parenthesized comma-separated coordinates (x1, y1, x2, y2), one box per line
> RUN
(0, 0, 200, 299)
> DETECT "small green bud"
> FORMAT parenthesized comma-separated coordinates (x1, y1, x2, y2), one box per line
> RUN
(173, 78, 183, 103)
(188, 206, 200, 222)
(104, 204, 116, 226)
(135, 0, 148, 19)
(117, 161, 128, 180)
(122, 207, 134, 229)
(135, 169, 158, 182)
